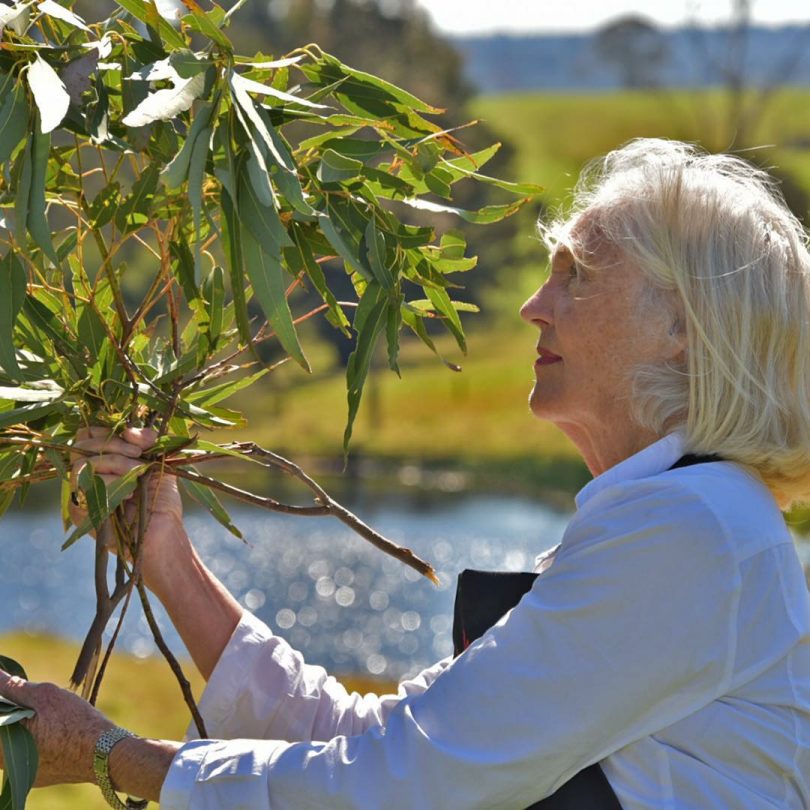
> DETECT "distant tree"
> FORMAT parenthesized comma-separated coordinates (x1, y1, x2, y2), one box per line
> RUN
(594, 16, 669, 89)
(686, 0, 810, 149)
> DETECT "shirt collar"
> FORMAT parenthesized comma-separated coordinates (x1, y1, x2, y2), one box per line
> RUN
(574, 432, 686, 510)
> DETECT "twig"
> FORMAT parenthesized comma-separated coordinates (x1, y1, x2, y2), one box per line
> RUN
(70, 522, 131, 695)
(169, 445, 439, 584)
(89, 555, 135, 706)
(172, 466, 328, 515)
(136, 579, 207, 737)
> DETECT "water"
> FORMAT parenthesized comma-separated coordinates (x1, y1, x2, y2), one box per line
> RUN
(0, 494, 571, 681)
(3, 495, 808, 682)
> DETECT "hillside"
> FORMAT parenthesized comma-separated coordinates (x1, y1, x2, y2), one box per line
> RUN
(452, 25, 810, 93)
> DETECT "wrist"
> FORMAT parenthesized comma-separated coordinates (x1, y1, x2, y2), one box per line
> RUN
(109, 735, 180, 803)
(140, 518, 194, 593)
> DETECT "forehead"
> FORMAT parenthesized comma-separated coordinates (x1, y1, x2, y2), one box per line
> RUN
(551, 214, 623, 269)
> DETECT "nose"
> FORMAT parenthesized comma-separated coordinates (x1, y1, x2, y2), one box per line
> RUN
(519, 281, 553, 326)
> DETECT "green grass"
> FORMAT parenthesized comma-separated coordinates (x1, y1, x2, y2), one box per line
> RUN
(470, 87, 810, 206)
(0, 633, 395, 809)
(209, 326, 587, 496)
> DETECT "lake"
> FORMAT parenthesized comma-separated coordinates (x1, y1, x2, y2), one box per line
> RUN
(0, 492, 571, 681)
(2, 493, 808, 681)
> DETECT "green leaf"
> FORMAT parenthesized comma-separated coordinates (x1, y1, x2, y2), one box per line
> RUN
(344, 282, 387, 451)
(122, 72, 206, 127)
(169, 50, 212, 80)
(39, 0, 90, 30)
(318, 201, 376, 282)
(0, 252, 26, 379)
(185, 368, 267, 408)
(398, 196, 527, 224)
(26, 54, 69, 134)
(386, 297, 402, 374)
(0, 721, 38, 810)
(239, 222, 309, 372)
(426, 284, 466, 352)
(286, 226, 350, 332)
(180, 475, 242, 538)
(237, 155, 292, 252)
(317, 148, 363, 184)
(161, 100, 214, 189)
(220, 186, 251, 348)
(188, 124, 212, 277)
(318, 137, 388, 162)
(229, 72, 293, 173)
(115, 165, 159, 233)
(180, 2, 232, 51)
(0, 3, 32, 36)
(201, 265, 225, 346)
(63, 464, 144, 549)
(245, 147, 276, 208)
(231, 72, 328, 110)
(77, 463, 109, 531)
(115, 0, 186, 49)
(0, 81, 28, 166)
(0, 400, 62, 430)
(13, 143, 32, 247)
(0, 656, 26, 680)
(0, 706, 34, 727)
(87, 182, 121, 230)
(0, 384, 62, 403)
(27, 128, 58, 265)
(364, 220, 394, 290)
(303, 52, 442, 115)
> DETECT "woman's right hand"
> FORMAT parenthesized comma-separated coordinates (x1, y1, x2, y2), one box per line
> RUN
(70, 426, 244, 679)
(69, 426, 193, 593)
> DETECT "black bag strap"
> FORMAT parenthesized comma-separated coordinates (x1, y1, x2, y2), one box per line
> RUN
(449, 452, 722, 808)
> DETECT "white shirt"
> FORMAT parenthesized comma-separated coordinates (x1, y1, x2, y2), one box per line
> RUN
(160, 433, 810, 809)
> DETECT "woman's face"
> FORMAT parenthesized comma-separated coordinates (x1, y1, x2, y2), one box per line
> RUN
(519, 224, 682, 456)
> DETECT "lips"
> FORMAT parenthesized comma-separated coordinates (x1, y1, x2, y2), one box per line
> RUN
(535, 346, 562, 366)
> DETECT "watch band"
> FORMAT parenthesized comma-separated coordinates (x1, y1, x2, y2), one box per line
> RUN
(93, 726, 149, 810)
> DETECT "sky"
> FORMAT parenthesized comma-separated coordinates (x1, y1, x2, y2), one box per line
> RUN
(412, 0, 810, 35)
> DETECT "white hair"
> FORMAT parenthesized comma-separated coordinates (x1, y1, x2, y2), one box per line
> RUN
(541, 138, 810, 508)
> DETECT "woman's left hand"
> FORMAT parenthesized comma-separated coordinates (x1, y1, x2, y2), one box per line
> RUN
(0, 668, 113, 786)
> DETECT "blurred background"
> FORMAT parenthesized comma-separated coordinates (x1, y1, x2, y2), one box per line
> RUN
(3, 4, 810, 804)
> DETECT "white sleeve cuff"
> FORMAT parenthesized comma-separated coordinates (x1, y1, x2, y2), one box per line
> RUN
(160, 738, 289, 810)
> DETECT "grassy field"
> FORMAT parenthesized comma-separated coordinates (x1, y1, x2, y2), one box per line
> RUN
(0, 633, 395, 809)
(471, 87, 810, 205)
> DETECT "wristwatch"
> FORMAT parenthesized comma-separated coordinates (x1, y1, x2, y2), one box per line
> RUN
(93, 726, 149, 810)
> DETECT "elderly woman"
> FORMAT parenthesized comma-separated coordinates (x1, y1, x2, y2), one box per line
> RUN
(1, 138, 809, 809)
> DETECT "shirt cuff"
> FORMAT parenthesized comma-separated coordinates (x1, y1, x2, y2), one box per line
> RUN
(160, 738, 289, 810)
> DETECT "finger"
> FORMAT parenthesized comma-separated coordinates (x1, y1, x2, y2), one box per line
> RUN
(120, 427, 158, 449)
(0, 669, 29, 702)
(72, 436, 144, 458)
(76, 426, 112, 441)
(83, 454, 145, 476)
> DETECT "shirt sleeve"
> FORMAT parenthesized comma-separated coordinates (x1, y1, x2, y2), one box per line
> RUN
(162, 479, 743, 809)
(192, 607, 451, 743)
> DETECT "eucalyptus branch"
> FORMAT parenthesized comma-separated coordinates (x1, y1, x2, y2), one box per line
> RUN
(0, 3, 537, 734)
(169, 452, 439, 584)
